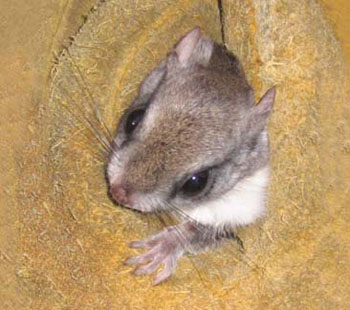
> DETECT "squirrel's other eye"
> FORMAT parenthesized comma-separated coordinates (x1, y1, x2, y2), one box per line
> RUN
(181, 170, 209, 197)
(125, 109, 145, 135)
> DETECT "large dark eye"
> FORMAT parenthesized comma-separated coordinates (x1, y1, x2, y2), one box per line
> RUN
(181, 170, 209, 197)
(125, 109, 145, 135)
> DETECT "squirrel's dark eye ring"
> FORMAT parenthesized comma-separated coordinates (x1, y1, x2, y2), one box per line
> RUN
(181, 170, 209, 197)
(125, 109, 145, 135)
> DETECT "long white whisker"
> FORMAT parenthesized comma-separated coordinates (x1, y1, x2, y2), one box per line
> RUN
(65, 49, 114, 143)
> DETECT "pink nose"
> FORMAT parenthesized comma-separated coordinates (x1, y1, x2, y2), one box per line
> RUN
(110, 184, 130, 206)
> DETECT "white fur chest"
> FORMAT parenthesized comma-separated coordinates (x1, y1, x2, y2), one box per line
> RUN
(186, 166, 270, 227)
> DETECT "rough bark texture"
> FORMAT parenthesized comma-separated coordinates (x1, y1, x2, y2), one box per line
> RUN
(0, 0, 349, 309)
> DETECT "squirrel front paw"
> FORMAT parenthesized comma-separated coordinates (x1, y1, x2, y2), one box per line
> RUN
(125, 226, 186, 285)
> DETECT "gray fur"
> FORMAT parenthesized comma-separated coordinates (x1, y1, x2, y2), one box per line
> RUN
(107, 28, 275, 284)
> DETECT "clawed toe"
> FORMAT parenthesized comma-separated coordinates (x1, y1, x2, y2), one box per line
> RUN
(129, 240, 148, 249)
(124, 246, 159, 265)
(125, 228, 185, 284)
(152, 256, 177, 285)
(133, 259, 161, 276)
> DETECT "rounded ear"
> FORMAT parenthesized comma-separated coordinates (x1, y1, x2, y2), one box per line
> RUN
(174, 27, 202, 65)
(255, 87, 276, 117)
(250, 87, 276, 129)
(139, 60, 166, 96)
